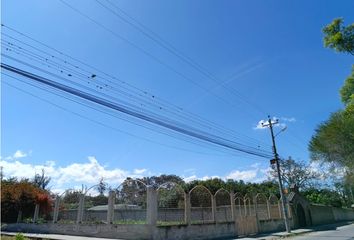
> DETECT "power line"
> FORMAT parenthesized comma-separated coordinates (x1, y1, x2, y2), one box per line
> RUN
(2, 46, 270, 151)
(1, 28, 271, 149)
(4, 72, 260, 159)
(2, 63, 273, 158)
(97, 0, 268, 116)
(3, 76, 245, 157)
(57, 0, 265, 120)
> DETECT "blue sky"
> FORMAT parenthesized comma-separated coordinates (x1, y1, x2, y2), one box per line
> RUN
(1, 0, 353, 192)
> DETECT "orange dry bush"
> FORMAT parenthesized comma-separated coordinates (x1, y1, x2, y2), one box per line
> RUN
(1, 180, 53, 223)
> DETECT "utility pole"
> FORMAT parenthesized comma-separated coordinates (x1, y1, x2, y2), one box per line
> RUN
(262, 116, 291, 233)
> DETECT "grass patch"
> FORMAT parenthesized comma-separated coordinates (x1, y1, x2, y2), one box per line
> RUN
(112, 220, 146, 225)
(157, 221, 186, 226)
(56, 219, 75, 224)
(1, 233, 30, 240)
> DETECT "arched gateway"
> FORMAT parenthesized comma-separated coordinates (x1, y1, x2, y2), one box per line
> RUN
(288, 184, 312, 228)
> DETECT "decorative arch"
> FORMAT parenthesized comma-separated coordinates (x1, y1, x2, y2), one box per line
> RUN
(255, 193, 269, 220)
(189, 185, 213, 223)
(113, 179, 148, 223)
(243, 193, 254, 216)
(189, 185, 212, 196)
(234, 193, 244, 217)
(157, 182, 185, 223)
(268, 194, 281, 219)
(157, 181, 184, 192)
(214, 188, 232, 222)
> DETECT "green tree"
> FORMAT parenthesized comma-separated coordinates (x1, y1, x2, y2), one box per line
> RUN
(323, 18, 354, 55)
(309, 109, 354, 171)
(303, 188, 343, 207)
(96, 177, 108, 196)
(269, 157, 320, 190)
(340, 66, 354, 105)
(33, 169, 51, 190)
(309, 18, 354, 206)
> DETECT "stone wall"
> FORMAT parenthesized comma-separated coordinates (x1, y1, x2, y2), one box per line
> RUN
(3, 223, 152, 240)
(308, 204, 354, 226)
(4, 186, 354, 239)
(332, 207, 354, 221)
(4, 205, 354, 240)
(257, 219, 287, 233)
(309, 204, 335, 225)
(60, 207, 229, 223)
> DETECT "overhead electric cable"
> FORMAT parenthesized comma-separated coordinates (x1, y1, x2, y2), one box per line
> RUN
(2, 63, 273, 158)
(3, 72, 259, 158)
(4, 76, 250, 157)
(3, 51, 270, 155)
(1, 28, 271, 148)
(56, 0, 264, 120)
(95, 0, 268, 115)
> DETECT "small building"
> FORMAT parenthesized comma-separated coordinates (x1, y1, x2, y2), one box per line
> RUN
(88, 204, 141, 211)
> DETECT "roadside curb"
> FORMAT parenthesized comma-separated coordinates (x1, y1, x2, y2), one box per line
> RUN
(238, 221, 354, 240)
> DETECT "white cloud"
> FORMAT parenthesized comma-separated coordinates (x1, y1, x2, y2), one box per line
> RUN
(1, 151, 270, 191)
(201, 175, 220, 181)
(133, 168, 147, 174)
(226, 162, 270, 183)
(13, 150, 27, 159)
(0, 152, 148, 191)
(226, 169, 258, 182)
(254, 119, 269, 130)
(4, 150, 30, 160)
(281, 117, 296, 122)
(254, 116, 292, 130)
(182, 163, 269, 183)
(183, 175, 197, 182)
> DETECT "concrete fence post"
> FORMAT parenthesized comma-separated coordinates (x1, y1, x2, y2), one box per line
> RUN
(266, 200, 271, 220)
(244, 200, 248, 216)
(17, 210, 22, 223)
(230, 191, 236, 221)
(254, 196, 258, 217)
(211, 195, 217, 222)
(33, 204, 40, 223)
(254, 196, 260, 233)
(53, 196, 60, 223)
(107, 190, 115, 224)
(76, 193, 85, 224)
(184, 192, 191, 225)
(146, 186, 157, 226)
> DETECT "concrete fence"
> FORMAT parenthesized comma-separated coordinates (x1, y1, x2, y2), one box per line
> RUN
(46, 186, 286, 226)
(309, 204, 354, 225)
(5, 183, 354, 240)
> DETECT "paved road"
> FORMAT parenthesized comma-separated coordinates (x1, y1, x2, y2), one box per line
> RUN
(288, 223, 354, 240)
(1, 232, 120, 240)
(3, 222, 354, 240)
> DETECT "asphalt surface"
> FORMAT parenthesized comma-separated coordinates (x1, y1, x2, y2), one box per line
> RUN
(287, 222, 354, 240)
(2, 222, 354, 240)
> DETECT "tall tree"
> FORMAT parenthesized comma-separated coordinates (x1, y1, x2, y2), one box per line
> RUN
(309, 109, 354, 172)
(309, 18, 354, 205)
(340, 66, 354, 105)
(96, 177, 108, 196)
(268, 157, 320, 190)
(33, 169, 51, 190)
(323, 18, 354, 55)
